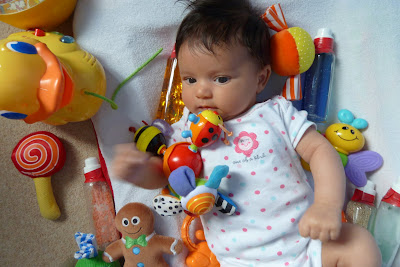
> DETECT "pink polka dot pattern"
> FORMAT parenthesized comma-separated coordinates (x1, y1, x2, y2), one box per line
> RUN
(193, 96, 320, 265)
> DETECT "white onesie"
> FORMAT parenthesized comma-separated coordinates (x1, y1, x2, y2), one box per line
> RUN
(169, 96, 322, 267)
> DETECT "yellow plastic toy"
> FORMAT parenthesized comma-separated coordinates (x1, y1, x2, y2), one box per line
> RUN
(0, 0, 77, 30)
(0, 30, 107, 125)
(302, 109, 383, 187)
(325, 123, 365, 155)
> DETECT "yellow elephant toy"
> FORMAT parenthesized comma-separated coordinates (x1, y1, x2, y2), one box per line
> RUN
(0, 30, 106, 125)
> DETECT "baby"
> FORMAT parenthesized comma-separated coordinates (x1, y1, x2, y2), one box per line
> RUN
(112, 0, 381, 266)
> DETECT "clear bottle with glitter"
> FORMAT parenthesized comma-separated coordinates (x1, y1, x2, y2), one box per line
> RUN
(345, 180, 377, 229)
(370, 176, 400, 267)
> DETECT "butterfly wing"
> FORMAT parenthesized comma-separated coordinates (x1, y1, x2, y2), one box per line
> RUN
(344, 150, 383, 187)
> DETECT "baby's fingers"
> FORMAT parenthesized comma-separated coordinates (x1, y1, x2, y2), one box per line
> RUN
(298, 218, 311, 238)
(329, 224, 341, 241)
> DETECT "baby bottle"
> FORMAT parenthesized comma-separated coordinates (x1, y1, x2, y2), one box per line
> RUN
(345, 180, 377, 229)
(83, 157, 120, 250)
(156, 45, 184, 124)
(370, 176, 400, 267)
(302, 28, 335, 123)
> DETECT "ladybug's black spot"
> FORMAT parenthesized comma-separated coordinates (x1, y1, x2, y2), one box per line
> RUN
(201, 138, 209, 143)
(209, 128, 214, 133)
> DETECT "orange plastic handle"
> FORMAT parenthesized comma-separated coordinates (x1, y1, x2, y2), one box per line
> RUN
(181, 215, 220, 267)
(24, 43, 64, 123)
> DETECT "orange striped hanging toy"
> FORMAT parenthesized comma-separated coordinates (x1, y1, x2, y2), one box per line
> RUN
(262, 4, 315, 100)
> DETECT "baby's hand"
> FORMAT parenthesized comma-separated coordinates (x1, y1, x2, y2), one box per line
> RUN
(111, 143, 164, 188)
(298, 202, 342, 243)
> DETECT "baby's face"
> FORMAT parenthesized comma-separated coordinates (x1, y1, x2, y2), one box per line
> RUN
(178, 42, 270, 121)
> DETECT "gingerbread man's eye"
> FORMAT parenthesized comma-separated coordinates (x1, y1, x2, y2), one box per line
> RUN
(131, 216, 140, 225)
(122, 218, 129, 226)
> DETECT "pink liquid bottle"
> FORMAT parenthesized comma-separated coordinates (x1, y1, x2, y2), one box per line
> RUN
(84, 157, 120, 250)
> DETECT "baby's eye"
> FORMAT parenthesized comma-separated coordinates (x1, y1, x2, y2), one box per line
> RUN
(214, 76, 230, 84)
(184, 77, 196, 84)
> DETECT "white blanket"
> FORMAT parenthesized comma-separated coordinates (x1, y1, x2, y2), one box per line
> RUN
(73, 0, 400, 265)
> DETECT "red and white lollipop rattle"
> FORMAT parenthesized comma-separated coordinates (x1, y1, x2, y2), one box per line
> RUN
(11, 131, 66, 220)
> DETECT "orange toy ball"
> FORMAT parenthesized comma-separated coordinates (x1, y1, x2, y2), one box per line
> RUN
(0, 0, 78, 30)
(271, 27, 315, 76)
(162, 142, 203, 178)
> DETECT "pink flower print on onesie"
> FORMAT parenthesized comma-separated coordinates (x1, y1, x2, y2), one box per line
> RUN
(233, 131, 259, 157)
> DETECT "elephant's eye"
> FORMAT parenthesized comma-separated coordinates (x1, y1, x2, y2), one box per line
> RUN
(6, 41, 37, 54)
(0, 110, 27, 119)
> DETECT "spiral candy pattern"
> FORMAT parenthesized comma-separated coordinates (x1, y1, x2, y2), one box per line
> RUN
(12, 131, 66, 178)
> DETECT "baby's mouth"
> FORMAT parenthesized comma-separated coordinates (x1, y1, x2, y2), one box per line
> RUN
(198, 106, 217, 111)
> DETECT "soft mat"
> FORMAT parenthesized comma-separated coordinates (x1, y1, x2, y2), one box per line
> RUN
(73, 0, 400, 265)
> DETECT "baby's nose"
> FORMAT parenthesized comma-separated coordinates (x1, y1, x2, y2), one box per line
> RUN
(195, 83, 212, 99)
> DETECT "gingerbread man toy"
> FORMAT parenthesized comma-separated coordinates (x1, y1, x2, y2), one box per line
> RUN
(102, 202, 183, 267)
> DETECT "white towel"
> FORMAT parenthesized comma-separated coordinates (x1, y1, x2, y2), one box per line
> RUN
(73, 1, 400, 266)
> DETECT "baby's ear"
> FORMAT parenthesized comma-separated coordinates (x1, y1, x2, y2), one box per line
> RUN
(257, 64, 271, 93)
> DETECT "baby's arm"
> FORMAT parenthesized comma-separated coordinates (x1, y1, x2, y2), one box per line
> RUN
(295, 127, 345, 242)
(111, 143, 167, 189)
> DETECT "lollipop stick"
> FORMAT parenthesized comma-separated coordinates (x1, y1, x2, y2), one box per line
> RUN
(33, 176, 61, 220)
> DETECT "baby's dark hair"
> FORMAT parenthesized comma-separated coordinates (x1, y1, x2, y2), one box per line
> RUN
(175, 0, 270, 68)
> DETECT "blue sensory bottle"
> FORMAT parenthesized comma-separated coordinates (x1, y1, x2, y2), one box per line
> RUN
(302, 28, 335, 123)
